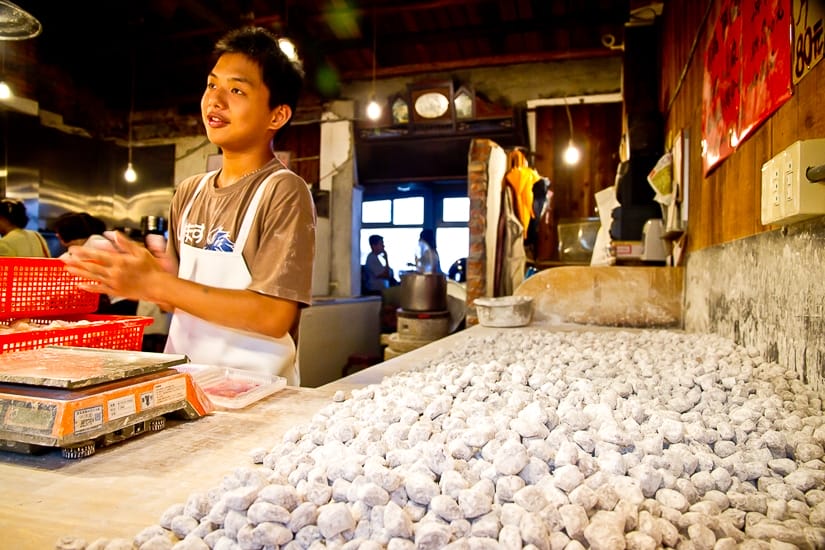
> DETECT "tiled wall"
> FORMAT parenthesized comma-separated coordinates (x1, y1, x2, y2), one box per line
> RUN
(685, 217, 825, 391)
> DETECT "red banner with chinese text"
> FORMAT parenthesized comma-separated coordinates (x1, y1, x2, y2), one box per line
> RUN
(702, 0, 793, 175)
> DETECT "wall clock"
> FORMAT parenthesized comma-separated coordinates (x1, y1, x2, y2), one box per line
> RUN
(414, 92, 450, 119)
(408, 81, 454, 125)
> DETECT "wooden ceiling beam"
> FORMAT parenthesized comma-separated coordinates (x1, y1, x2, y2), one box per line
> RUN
(340, 47, 621, 80)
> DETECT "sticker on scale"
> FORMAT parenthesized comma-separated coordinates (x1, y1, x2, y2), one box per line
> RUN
(153, 377, 186, 407)
(74, 406, 103, 434)
(107, 394, 137, 421)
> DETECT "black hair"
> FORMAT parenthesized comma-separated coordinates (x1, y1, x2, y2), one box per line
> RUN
(53, 212, 106, 243)
(0, 198, 29, 228)
(368, 234, 383, 246)
(213, 26, 304, 133)
(420, 229, 436, 249)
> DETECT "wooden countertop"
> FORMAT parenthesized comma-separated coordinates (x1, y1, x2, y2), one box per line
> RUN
(0, 322, 611, 548)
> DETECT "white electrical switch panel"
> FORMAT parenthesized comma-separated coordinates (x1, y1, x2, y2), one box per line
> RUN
(761, 138, 825, 225)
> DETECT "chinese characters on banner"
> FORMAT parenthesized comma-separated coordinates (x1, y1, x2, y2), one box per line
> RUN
(793, 0, 825, 84)
(702, 0, 793, 175)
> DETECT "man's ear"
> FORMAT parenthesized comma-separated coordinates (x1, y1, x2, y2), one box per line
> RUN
(270, 105, 292, 131)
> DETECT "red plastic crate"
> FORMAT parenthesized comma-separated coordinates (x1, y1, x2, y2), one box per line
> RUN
(0, 314, 154, 354)
(0, 258, 99, 318)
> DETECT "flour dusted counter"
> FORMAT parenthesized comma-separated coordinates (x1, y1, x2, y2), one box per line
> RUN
(0, 386, 338, 548)
(3, 323, 825, 549)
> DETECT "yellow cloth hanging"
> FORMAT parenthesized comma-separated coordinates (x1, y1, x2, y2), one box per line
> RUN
(504, 149, 542, 239)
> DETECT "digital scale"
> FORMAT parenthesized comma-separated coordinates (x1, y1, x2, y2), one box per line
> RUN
(0, 346, 213, 459)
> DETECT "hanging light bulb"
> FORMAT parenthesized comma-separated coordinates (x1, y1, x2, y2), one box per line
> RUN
(365, 10, 381, 121)
(366, 96, 382, 120)
(562, 98, 581, 166)
(124, 162, 137, 183)
(563, 141, 581, 165)
(124, 49, 138, 183)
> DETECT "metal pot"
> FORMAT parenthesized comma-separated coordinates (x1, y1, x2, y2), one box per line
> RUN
(400, 272, 447, 312)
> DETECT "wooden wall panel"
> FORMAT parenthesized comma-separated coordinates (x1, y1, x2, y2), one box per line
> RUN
(533, 103, 622, 222)
(797, 61, 825, 138)
(661, 0, 825, 252)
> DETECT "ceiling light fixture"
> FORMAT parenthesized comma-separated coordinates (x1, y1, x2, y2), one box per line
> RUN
(0, 2, 43, 101)
(0, 1, 42, 40)
(563, 97, 581, 166)
(124, 49, 138, 183)
(365, 10, 381, 121)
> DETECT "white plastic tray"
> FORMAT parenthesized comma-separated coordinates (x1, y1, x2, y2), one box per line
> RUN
(173, 364, 287, 409)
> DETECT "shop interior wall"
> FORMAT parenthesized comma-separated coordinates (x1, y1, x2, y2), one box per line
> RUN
(661, 0, 825, 391)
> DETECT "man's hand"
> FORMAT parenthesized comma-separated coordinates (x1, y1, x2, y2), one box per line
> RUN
(61, 231, 172, 304)
(143, 233, 178, 276)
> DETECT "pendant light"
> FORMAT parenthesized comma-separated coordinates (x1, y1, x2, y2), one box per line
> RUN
(365, 10, 381, 121)
(124, 49, 137, 183)
(562, 97, 581, 166)
(0, 1, 42, 100)
(0, 1, 41, 40)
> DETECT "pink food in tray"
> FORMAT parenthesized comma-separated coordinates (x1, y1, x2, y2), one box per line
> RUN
(203, 378, 260, 398)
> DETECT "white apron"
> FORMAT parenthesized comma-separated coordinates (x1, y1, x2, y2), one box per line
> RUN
(164, 170, 299, 386)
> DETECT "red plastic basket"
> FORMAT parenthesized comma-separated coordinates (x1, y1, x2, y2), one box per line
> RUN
(0, 257, 99, 318)
(0, 314, 154, 354)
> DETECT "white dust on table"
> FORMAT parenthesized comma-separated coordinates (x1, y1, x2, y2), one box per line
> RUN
(57, 329, 825, 549)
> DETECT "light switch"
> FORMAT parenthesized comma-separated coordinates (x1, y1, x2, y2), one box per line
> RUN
(760, 139, 825, 225)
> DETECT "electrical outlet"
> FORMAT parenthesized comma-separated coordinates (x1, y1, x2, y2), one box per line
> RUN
(760, 157, 782, 225)
(761, 139, 825, 225)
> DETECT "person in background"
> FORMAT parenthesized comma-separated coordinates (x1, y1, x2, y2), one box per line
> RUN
(416, 228, 441, 274)
(363, 234, 397, 294)
(61, 26, 315, 385)
(53, 212, 107, 250)
(53, 211, 139, 315)
(0, 198, 50, 257)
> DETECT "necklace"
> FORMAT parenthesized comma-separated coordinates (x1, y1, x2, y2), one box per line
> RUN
(218, 165, 266, 187)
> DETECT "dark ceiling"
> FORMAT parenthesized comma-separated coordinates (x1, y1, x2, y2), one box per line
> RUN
(12, 1, 648, 116)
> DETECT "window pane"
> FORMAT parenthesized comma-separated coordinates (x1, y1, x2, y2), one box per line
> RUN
(435, 227, 469, 277)
(392, 197, 423, 225)
(442, 197, 469, 222)
(362, 200, 391, 223)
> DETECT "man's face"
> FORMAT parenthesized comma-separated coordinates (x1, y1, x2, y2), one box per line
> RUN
(201, 53, 278, 152)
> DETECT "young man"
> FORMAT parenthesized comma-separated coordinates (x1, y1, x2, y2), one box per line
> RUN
(62, 27, 316, 385)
